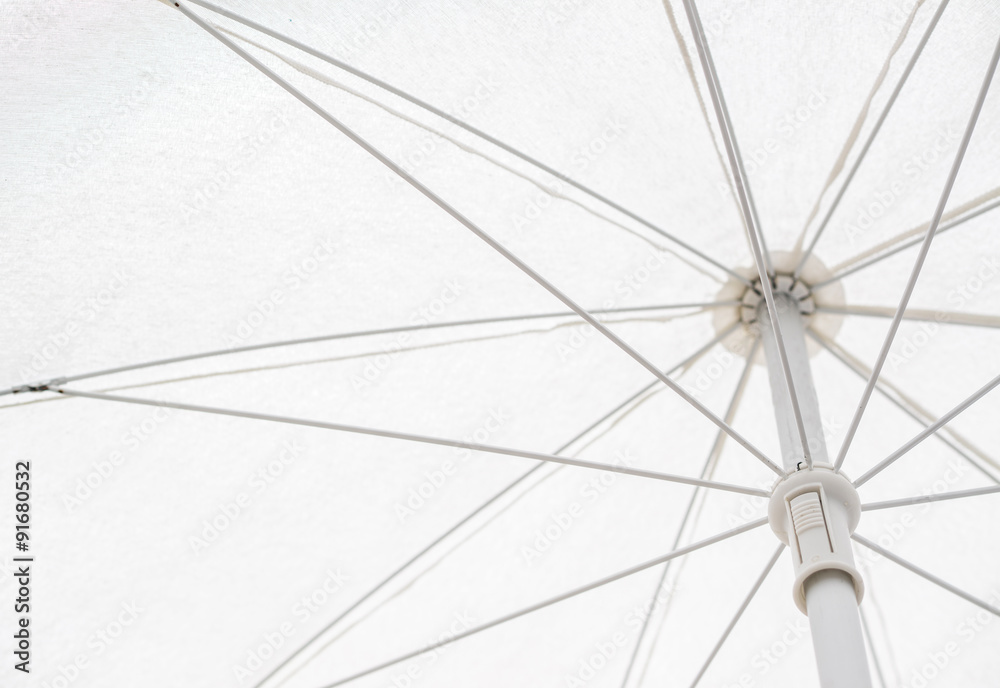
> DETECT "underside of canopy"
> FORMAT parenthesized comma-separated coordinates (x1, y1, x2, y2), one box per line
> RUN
(3, 1, 1000, 687)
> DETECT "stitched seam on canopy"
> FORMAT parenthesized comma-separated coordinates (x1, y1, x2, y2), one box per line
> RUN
(830, 184, 1000, 272)
(659, 0, 749, 255)
(794, 0, 929, 253)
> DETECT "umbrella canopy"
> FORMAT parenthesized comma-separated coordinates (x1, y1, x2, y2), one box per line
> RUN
(3, 1, 1000, 687)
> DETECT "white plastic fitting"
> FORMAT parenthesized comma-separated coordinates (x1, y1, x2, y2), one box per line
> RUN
(768, 464, 863, 613)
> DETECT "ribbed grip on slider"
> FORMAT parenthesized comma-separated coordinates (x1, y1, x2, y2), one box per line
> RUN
(790, 491, 827, 537)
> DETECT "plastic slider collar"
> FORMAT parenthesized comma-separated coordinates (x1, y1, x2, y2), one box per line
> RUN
(768, 464, 863, 613)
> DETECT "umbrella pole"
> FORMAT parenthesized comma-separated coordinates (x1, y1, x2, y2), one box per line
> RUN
(757, 291, 872, 688)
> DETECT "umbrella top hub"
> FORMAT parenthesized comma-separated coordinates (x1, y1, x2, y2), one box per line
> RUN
(711, 251, 847, 362)
(739, 273, 816, 326)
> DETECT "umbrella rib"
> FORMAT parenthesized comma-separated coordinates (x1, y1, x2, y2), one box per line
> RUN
(853, 534, 1000, 618)
(792, 0, 952, 279)
(39, 316, 681, 399)
(671, 0, 773, 278)
(806, 328, 1000, 483)
(618, 338, 759, 688)
(172, 2, 777, 473)
(180, 0, 752, 288)
(854, 370, 1000, 487)
(862, 484, 1000, 511)
(312, 518, 767, 688)
(1, 312, 727, 413)
(680, 0, 813, 468)
(250, 324, 741, 688)
(811, 196, 1000, 291)
(4, 301, 735, 395)
(749, 192, 775, 278)
(688, 544, 785, 688)
(815, 305, 1000, 330)
(656, 0, 751, 264)
(833, 29, 1000, 471)
(52, 386, 771, 496)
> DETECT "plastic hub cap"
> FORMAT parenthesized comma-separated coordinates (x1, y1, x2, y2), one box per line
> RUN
(710, 251, 847, 362)
(740, 273, 816, 326)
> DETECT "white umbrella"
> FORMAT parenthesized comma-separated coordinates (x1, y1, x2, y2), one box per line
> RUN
(3, 1, 1000, 687)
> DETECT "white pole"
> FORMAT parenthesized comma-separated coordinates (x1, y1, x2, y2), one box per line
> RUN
(758, 293, 827, 471)
(758, 293, 872, 688)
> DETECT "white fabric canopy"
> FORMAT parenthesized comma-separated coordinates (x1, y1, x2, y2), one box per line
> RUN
(3, 1, 1000, 686)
